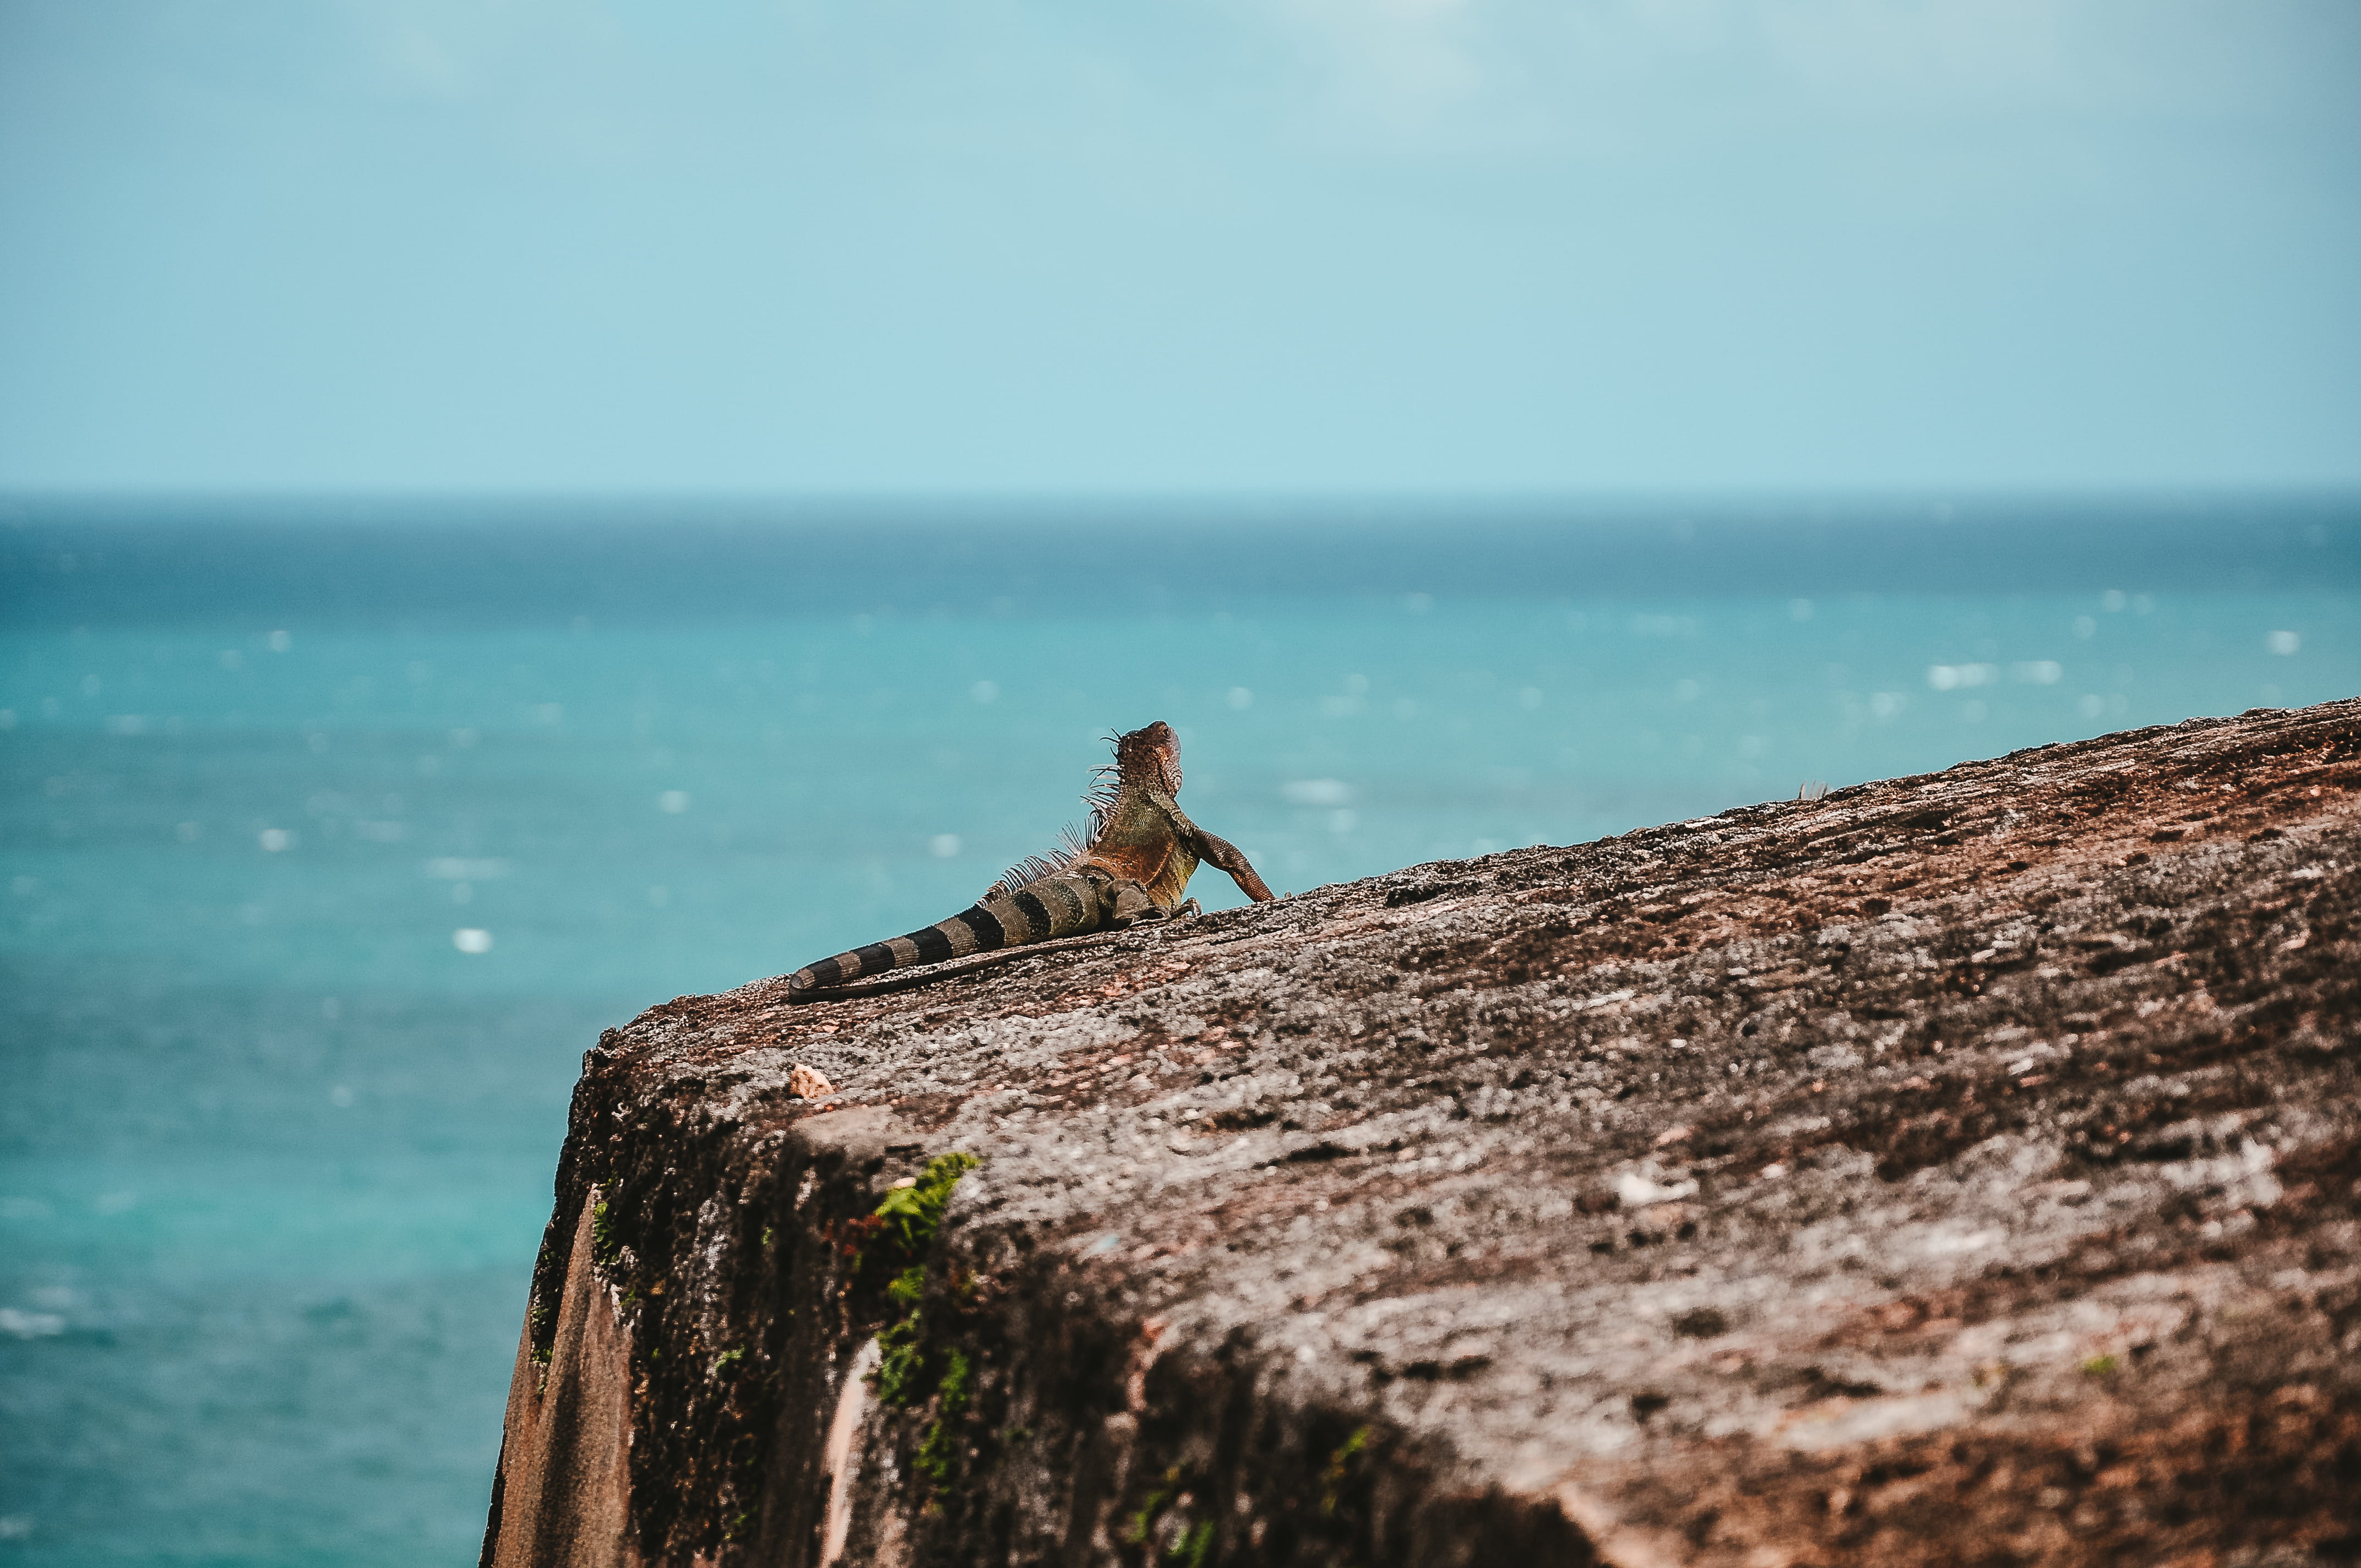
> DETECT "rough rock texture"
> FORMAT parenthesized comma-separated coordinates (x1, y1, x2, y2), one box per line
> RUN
(484, 699, 2361, 1568)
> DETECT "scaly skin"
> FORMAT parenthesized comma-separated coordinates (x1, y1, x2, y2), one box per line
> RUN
(786, 722, 1273, 1001)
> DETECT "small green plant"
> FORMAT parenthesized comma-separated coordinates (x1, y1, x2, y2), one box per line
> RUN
(916, 1416, 958, 1481)
(1321, 1425, 1369, 1516)
(875, 1313, 928, 1406)
(711, 1347, 744, 1375)
(1128, 1467, 1184, 1545)
(591, 1199, 621, 1264)
(1127, 1490, 1168, 1546)
(1171, 1519, 1215, 1567)
(2081, 1354, 2120, 1377)
(911, 1340, 974, 1481)
(937, 1347, 973, 1413)
(871, 1153, 981, 1260)
(855, 1152, 985, 1483)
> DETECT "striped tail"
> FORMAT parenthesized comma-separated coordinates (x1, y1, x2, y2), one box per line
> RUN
(787, 870, 1111, 997)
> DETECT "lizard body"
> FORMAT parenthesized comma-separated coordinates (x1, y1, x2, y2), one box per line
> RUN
(786, 721, 1273, 1001)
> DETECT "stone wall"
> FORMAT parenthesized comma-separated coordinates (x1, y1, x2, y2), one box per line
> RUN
(485, 699, 2361, 1567)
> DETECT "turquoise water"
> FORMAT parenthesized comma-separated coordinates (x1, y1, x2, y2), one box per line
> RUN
(3, 498, 2355, 1563)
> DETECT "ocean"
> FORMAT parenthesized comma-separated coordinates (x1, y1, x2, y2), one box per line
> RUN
(2, 494, 2355, 1564)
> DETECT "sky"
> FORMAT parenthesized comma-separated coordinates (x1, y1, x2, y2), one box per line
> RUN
(1, 0, 2356, 495)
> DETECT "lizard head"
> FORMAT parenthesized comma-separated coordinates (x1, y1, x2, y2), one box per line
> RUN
(1113, 721, 1183, 794)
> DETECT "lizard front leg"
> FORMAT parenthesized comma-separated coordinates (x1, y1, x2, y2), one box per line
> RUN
(1191, 830, 1274, 902)
(1142, 789, 1276, 902)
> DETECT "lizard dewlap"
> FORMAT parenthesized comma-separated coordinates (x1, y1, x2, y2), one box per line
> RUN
(786, 721, 1274, 1001)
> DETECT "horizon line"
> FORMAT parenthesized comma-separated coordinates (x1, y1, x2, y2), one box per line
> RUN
(6, 483, 2359, 511)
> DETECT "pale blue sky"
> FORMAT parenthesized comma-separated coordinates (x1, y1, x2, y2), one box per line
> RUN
(2, 0, 2355, 493)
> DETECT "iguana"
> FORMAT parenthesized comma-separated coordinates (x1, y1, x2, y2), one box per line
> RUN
(787, 721, 1274, 1001)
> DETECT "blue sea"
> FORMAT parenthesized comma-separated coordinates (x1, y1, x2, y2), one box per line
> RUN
(3, 495, 2356, 1564)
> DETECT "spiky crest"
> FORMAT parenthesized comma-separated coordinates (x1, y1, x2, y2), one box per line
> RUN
(983, 732, 1126, 899)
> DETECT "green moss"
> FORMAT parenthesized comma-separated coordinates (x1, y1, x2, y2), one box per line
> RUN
(908, 1339, 973, 1480)
(1126, 1489, 1169, 1545)
(1321, 1425, 1370, 1516)
(916, 1351, 963, 1492)
(872, 1153, 981, 1259)
(855, 1152, 987, 1489)
(591, 1199, 618, 1262)
(1171, 1519, 1215, 1567)
(1126, 1468, 1212, 1562)
(2081, 1354, 2120, 1377)
(712, 1347, 744, 1375)
(863, 1155, 981, 1414)
(916, 1422, 948, 1480)
(1126, 1467, 1188, 1545)
(937, 1348, 972, 1412)
(875, 1314, 928, 1406)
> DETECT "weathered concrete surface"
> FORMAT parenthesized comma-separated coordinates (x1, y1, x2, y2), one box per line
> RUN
(484, 1203, 634, 1568)
(486, 699, 2361, 1568)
